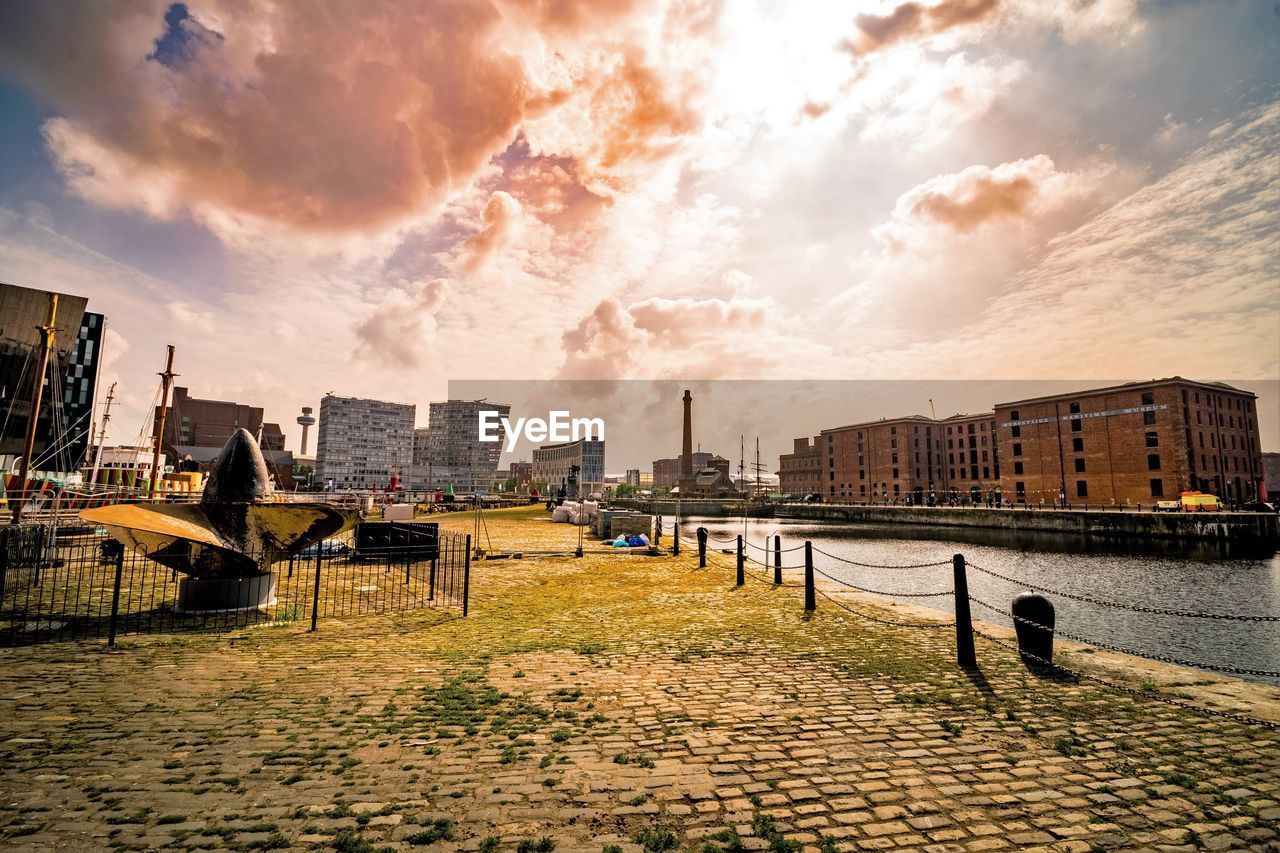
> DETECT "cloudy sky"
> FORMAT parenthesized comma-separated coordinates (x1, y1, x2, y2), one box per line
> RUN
(0, 0, 1277, 455)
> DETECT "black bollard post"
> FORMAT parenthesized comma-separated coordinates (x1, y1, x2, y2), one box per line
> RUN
(1011, 592, 1054, 668)
(310, 547, 323, 632)
(803, 541, 815, 612)
(673, 521, 680, 556)
(773, 535, 782, 585)
(952, 554, 976, 668)
(736, 535, 745, 586)
(697, 527, 707, 569)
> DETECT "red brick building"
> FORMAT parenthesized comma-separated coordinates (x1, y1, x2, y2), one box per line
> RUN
(939, 412, 1001, 501)
(778, 436, 822, 497)
(818, 416, 943, 503)
(652, 452, 713, 489)
(155, 386, 285, 455)
(995, 378, 1263, 506)
(508, 460, 532, 488)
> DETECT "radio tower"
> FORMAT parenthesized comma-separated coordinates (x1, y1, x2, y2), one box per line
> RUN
(297, 406, 316, 455)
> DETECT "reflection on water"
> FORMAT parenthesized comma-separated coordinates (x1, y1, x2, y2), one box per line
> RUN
(778, 521, 1277, 560)
(676, 515, 1280, 687)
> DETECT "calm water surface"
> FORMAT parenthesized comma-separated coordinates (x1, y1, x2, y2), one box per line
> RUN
(672, 515, 1280, 686)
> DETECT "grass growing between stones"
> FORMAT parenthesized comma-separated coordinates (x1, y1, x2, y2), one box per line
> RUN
(0, 506, 1276, 851)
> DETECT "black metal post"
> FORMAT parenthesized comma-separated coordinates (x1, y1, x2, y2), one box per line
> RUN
(310, 547, 323, 632)
(672, 521, 680, 556)
(773, 535, 781, 585)
(697, 527, 707, 569)
(463, 534, 472, 617)
(803, 541, 815, 612)
(736, 535, 744, 586)
(0, 528, 8, 604)
(952, 553, 976, 668)
(106, 548, 124, 646)
(428, 551, 437, 601)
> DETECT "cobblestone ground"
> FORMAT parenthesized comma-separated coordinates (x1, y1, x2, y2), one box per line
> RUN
(2, 507, 1278, 852)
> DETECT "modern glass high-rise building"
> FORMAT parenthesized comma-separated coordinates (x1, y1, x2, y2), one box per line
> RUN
(0, 282, 104, 474)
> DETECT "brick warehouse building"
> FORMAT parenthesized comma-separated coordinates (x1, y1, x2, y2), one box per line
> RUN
(778, 436, 822, 497)
(994, 378, 1262, 506)
(781, 378, 1262, 506)
(938, 412, 1001, 500)
(815, 416, 942, 503)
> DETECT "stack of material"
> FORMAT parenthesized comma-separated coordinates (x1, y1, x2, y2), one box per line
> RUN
(551, 501, 600, 525)
(595, 510, 652, 540)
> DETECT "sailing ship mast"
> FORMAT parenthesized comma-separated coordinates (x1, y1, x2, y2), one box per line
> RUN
(87, 382, 116, 489)
(10, 293, 59, 525)
(150, 346, 177, 499)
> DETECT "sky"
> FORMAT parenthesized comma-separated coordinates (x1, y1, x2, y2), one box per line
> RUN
(0, 0, 1277, 462)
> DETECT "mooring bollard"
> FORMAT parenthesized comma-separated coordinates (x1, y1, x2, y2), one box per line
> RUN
(697, 527, 707, 569)
(673, 521, 680, 556)
(804, 541, 815, 612)
(736, 535, 745, 586)
(952, 553, 976, 668)
(773, 535, 782, 585)
(1012, 592, 1054, 667)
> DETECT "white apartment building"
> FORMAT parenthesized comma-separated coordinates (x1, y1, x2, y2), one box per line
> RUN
(315, 394, 414, 490)
(410, 399, 510, 494)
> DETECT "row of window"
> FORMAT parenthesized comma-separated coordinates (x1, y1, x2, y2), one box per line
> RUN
(1010, 479, 1167, 498)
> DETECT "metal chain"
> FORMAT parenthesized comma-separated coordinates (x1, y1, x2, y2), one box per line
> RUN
(810, 546, 952, 570)
(704, 551, 802, 587)
(811, 564, 954, 598)
(967, 596, 1280, 679)
(966, 563, 1280, 621)
(744, 551, 805, 571)
(813, 587, 954, 629)
(744, 539, 807, 554)
(971, 629, 1280, 730)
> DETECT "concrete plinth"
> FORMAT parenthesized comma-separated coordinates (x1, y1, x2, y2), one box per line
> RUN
(176, 573, 277, 614)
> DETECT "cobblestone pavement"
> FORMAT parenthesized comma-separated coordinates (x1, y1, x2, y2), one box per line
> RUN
(1, 508, 1278, 851)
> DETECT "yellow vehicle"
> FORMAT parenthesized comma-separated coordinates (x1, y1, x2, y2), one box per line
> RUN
(1180, 491, 1222, 512)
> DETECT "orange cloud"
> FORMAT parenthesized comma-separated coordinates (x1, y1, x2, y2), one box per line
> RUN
(887, 155, 1095, 234)
(592, 55, 702, 171)
(908, 172, 1037, 231)
(0, 0, 717, 241)
(846, 0, 1001, 54)
(843, 154, 1125, 330)
(462, 191, 523, 272)
(557, 293, 818, 380)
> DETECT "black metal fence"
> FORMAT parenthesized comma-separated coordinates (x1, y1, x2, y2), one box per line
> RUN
(0, 522, 470, 646)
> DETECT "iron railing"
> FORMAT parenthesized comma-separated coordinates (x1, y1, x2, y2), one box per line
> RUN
(0, 522, 469, 646)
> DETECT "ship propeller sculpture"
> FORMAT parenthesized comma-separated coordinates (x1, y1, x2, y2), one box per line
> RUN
(80, 429, 356, 612)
